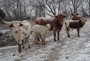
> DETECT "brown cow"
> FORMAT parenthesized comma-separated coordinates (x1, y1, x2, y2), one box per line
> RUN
(35, 17, 54, 30)
(65, 19, 87, 37)
(52, 14, 66, 41)
(34, 14, 66, 41)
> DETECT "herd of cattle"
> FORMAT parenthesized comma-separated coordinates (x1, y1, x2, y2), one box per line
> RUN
(4, 13, 87, 53)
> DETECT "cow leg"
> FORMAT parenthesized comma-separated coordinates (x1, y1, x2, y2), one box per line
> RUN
(66, 27, 70, 37)
(22, 40, 25, 49)
(67, 30, 70, 37)
(37, 36, 40, 41)
(34, 33, 39, 45)
(34, 37, 39, 45)
(18, 44, 22, 53)
(26, 37, 30, 48)
(77, 28, 80, 37)
(41, 35, 46, 45)
(57, 30, 60, 40)
(28, 40, 30, 48)
(53, 30, 56, 42)
(33, 34, 36, 44)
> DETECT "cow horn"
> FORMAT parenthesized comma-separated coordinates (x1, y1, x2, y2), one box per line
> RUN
(3, 21, 12, 24)
(12, 20, 22, 23)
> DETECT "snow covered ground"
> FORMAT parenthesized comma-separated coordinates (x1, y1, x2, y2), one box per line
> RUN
(0, 19, 90, 61)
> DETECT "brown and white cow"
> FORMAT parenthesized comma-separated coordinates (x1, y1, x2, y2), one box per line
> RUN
(31, 24, 51, 45)
(34, 14, 66, 41)
(65, 19, 87, 37)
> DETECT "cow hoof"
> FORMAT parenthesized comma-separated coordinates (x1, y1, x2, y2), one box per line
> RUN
(18, 50, 21, 53)
(58, 39, 60, 41)
(42, 42, 46, 45)
(34, 42, 39, 45)
(42, 43, 46, 45)
(54, 40, 56, 42)
(28, 46, 30, 48)
(58, 40, 61, 41)
(68, 36, 70, 38)
(78, 36, 80, 37)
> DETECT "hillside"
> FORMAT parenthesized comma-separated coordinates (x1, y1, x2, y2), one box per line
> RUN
(0, 19, 90, 61)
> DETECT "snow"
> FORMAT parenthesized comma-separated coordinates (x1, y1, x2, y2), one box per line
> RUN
(0, 29, 10, 33)
(0, 19, 90, 61)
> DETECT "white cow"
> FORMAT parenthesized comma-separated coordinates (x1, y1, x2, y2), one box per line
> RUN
(31, 24, 50, 45)
(4, 20, 31, 53)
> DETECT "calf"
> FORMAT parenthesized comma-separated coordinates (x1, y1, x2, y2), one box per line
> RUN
(65, 19, 87, 37)
(4, 20, 31, 53)
(31, 24, 50, 45)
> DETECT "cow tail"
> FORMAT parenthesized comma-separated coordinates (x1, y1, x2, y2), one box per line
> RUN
(30, 31, 33, 35)
(65, 22, 69, 31)
(65, 22, 67, 27)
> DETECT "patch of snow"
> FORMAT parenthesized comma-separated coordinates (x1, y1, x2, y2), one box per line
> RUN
(0, 18, 90, 61)
(0, 29, 10, 33)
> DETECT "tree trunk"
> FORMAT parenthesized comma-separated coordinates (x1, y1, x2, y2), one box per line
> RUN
(89, 0, 90, 17)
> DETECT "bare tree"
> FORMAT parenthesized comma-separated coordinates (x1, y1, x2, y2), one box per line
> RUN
(0, 0, 87, 21)
(71, 0, 82, 13)
(0, 0, 13, 20)
(31, 0, 45, 18)
(0, 0, 34, 21)
(44, 0, 58, 16)
(44, 0, 66, 16)
(84, 0, 90, 17)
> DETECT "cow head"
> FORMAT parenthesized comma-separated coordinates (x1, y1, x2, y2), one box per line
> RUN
(4, 21, 24, 36)
(71, 13, 79, 16)
(71, 13, 79, 18)
(4, 21, 23, 28)
(79, 19, 87, 26)
(55, 14, 66, 24)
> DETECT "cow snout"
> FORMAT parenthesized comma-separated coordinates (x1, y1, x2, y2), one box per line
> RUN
(15, 31, 18, 33)
(85, 20, 87, 22)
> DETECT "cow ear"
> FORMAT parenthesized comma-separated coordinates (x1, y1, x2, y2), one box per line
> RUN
(19, 23, 23, 26)
(71, 13, 74, 15)
(9, 24, 13, 27)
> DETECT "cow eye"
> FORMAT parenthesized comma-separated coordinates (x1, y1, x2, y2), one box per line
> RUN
(55, 16, 58, 18)
(19, 23, 23, 26)
(85, 20, 87, 21)
(9, 24, 13, 27)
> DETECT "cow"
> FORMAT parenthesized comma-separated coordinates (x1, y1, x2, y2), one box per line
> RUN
(4, 20, 31, 53)
(34, 14, 66, 41)
(65, 19, 87, 37)
(35, 17, 54, 30)
(31, 24, 50, 45)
